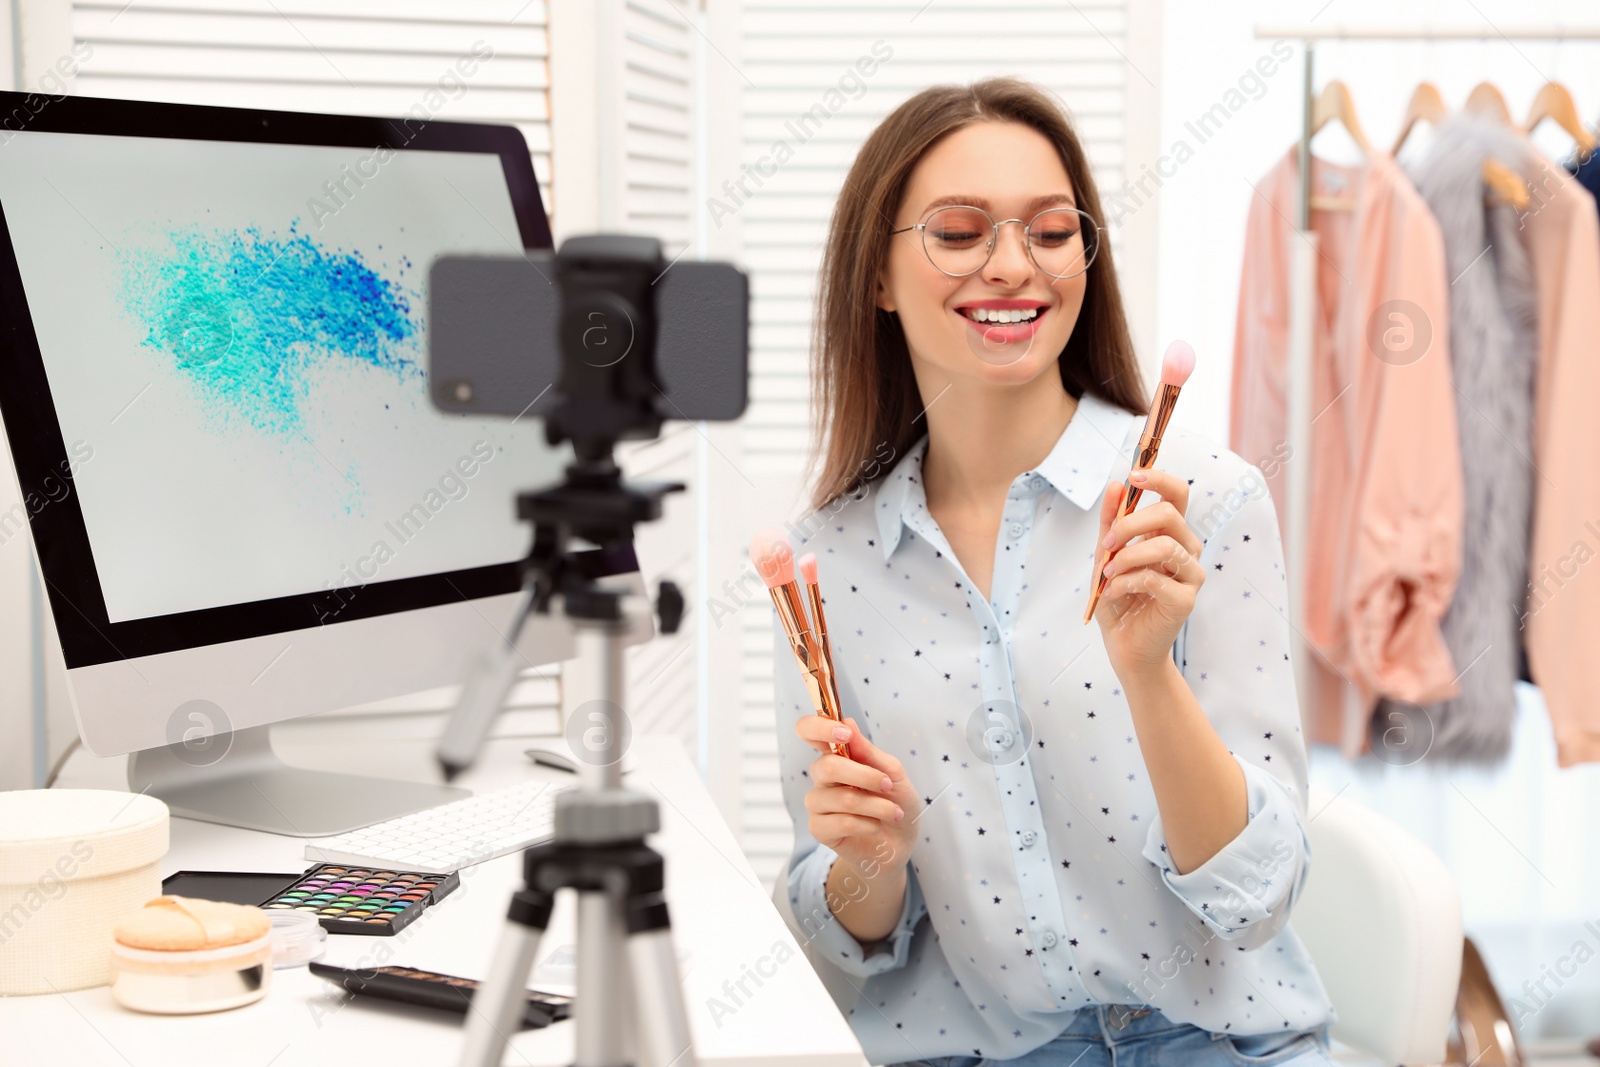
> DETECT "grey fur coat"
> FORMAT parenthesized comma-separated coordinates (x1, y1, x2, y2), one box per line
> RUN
(1372, 117, 1539, 766)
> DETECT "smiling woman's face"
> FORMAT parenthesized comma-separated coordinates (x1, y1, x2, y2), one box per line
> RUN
(878, 120, 1089, 388)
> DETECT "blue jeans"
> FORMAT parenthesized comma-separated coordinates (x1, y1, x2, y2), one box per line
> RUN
(888, 1005, 1332, 1067)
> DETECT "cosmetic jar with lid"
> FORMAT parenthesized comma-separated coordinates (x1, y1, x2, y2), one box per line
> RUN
(110, 896, 273, 1013)
(264, 908, 325, 968)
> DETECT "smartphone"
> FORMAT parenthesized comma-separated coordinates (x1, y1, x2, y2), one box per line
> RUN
(309, 961, 571, 1029)
(428, 252, 748, 421)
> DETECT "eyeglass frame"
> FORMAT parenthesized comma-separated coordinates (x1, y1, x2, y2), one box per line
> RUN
(889, 203, 1102, 280)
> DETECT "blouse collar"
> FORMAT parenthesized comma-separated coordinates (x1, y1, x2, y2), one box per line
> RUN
(872, 390, 1137, 560)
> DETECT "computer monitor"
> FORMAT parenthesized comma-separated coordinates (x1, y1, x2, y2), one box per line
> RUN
(0, 92, 645, 835)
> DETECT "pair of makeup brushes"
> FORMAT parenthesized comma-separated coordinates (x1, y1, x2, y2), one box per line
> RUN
(749, 530, 850, 759)
(751, 337, 1197, 756)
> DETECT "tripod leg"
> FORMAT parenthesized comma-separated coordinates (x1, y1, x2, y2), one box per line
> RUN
(576, 889, 633, 1067)
(458, 922, 544, 1067)
(628, 926, 698, 1067)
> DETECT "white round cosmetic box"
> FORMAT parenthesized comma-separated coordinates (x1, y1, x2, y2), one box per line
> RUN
(0, 789, 170, 995)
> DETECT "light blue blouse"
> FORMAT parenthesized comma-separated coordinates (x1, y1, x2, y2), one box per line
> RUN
(773, 391, 1336, 1064)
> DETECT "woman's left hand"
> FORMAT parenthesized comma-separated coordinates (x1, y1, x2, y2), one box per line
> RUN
(1091, 467, 1205, 680)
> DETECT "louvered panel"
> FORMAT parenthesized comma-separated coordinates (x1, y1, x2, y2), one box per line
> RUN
(742, 0, 1121, 20)
(71, 2, 554, 220)
(621, 0, 694, 259)
(734, 0, 1136, 886)
(630, 668, 694, 735)
(78, 0, 548, 18)
(608, 0, 700, 758)
(76, 46, 545, 87)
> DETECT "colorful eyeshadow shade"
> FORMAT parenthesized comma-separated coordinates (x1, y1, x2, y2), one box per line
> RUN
(263, 863, 460, 938)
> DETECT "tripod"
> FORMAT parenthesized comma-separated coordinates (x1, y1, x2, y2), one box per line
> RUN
(457, 459, 698, 1067)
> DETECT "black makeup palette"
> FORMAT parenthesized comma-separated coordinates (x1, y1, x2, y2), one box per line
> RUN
(261, 865, 460, 935)
(163, 863, 460, 937)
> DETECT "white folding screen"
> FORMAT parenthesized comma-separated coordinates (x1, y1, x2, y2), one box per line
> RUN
(2, 3, 1161, 865)
(722, 0, 1162, 888)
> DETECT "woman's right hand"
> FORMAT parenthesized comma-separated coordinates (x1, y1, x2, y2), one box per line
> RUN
(794, 714, 918, 876)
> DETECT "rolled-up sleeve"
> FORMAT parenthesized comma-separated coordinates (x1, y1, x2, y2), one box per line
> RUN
(788, 840, 926, 975)
(772, 617, 927, 977)
(1142, 463, 1313, 951)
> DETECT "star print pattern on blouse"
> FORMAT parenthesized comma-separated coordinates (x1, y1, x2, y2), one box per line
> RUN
(772, 392, 1336, 1066)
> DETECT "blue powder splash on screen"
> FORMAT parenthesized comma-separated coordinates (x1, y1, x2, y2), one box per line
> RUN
(118, 223, 422, 437)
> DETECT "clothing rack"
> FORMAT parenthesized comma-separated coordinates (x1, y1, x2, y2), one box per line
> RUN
(1250, 23, 1600, 739)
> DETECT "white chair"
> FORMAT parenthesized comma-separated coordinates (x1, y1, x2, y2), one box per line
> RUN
(769, 784, 1463, 1066)
(1295, 784, 1462, 1065)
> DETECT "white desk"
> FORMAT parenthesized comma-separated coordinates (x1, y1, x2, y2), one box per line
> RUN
(1, 725, 866, 1067)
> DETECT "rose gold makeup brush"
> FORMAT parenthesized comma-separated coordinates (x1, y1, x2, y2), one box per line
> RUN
(751, 529, 849, 758)
(797, 552, 846, 736)
(1083, 340, 1196, 623)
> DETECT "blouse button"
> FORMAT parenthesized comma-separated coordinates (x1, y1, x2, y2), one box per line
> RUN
(1007, 523, 1024, 539)
(1041, 930, 1058, 948)
(1021, 830, 1037, 847)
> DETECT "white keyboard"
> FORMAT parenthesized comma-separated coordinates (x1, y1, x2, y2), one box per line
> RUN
(304, 778, 578, 873)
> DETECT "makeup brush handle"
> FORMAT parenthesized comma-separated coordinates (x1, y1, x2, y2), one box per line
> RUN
(1082, 475, 1146, 621)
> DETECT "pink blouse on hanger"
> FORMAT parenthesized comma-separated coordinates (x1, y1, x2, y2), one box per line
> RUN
(1230, 147, 1464, 757)
(1517, 152, 1600, 768)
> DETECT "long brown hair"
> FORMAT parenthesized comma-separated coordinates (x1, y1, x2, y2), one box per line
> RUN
(808, 77, 1147, 511)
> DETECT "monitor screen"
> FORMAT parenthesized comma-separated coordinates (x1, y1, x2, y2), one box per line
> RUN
(0, 130, 561, 624)
(0, 96, 570, 667)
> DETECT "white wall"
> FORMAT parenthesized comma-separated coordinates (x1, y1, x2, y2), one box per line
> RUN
(1156, 0, 1600, 444)
(1155, 0, 1600, 1043)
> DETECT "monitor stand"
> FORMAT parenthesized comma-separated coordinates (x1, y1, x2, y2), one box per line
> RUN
(128, 725, 469, 837)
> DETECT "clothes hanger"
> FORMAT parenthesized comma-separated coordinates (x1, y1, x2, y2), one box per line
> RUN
(1464, 82, 1514, 124)
(1523, 81, 1599, 154)
(1308, 80, 1368, 211)
(1461, 82, 1532, 210)
(1482, 159, 1531, 210)
(1391, 81, 1448, 156)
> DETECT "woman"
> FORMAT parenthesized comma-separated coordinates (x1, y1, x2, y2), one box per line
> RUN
(773, 78, 1335, 1066)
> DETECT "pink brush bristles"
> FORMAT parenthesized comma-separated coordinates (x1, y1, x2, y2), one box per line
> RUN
(749, 528, 796, 588)
(797, 552, 819, 585)
(1160, 340, 1195, 386)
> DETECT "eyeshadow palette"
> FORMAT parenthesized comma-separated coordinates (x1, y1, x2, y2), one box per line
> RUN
(259, 864, 460, 936)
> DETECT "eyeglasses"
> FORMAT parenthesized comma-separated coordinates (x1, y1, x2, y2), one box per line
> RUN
(890, 204, 1101, 280)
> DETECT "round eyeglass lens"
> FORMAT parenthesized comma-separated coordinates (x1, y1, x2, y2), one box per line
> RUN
(1025, 208, 1097, 279)
(920, 207, 994, 276)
